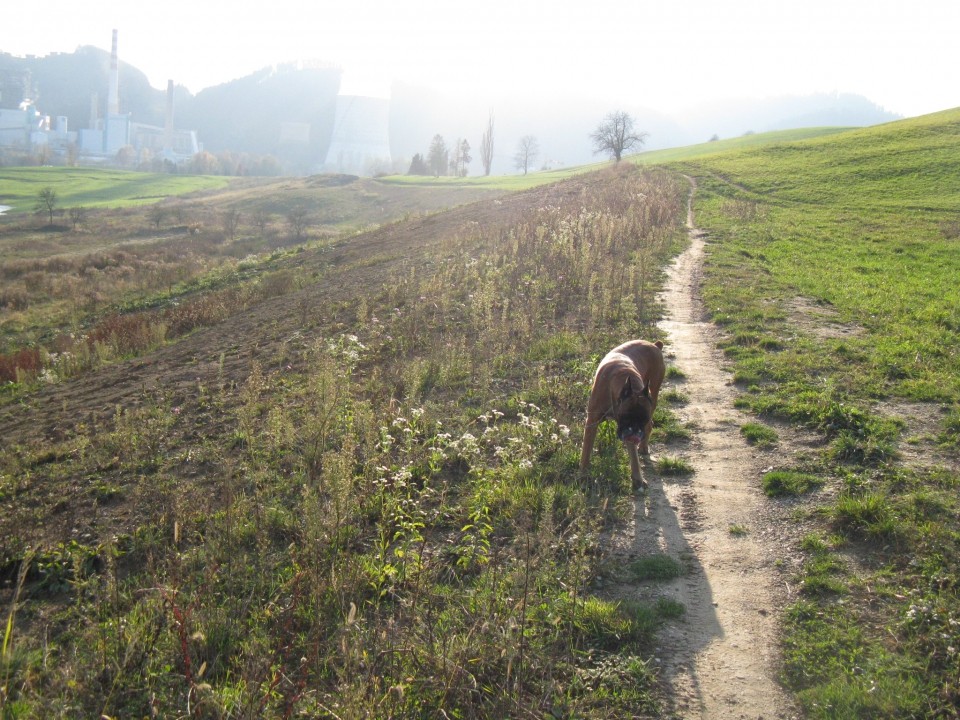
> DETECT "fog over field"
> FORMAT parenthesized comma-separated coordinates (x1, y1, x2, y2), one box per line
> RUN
(6, 0, 957, 117)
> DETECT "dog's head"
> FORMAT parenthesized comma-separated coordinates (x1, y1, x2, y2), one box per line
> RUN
(612, 375, 654, 445)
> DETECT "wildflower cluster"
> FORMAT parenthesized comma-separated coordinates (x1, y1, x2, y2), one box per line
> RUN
(327, 333, 366, 372)
(902, 585, 959, 666)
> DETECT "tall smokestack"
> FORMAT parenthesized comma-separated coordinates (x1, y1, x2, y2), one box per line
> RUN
(107, 29, 120, 115)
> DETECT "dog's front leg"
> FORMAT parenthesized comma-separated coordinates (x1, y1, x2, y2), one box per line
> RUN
(639, 418, 654, 455)
(579, 415, 601, 472)
(626, 441, 647, 491)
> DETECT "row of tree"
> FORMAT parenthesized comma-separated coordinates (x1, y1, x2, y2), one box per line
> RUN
(407, 110, 648, 177)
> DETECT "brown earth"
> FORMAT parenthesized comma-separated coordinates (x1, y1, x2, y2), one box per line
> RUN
(0, 175, 600, 558)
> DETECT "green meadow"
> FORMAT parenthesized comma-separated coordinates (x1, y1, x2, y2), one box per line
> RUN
(0, 166, 230, 212)
(674, 107, 960, 717)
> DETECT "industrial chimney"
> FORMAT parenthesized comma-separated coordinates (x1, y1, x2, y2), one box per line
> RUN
(107, 29, 120, 116)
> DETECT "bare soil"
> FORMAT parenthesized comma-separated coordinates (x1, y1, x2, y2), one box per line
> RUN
(601, 180, 803, 718)
(0, 175, 590, 557)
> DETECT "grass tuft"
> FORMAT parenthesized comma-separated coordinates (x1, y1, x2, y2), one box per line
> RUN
(654, 455, 695, 476)
(740, 421, 778, 447)
(628, 554, 685, 581)
(762, 469, 823, 497)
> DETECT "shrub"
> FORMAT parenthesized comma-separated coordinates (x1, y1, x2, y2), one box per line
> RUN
(0, 348, 42, 383)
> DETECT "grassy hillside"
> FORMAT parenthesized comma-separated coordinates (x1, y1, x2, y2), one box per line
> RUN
(380, 127, 853, 191)
(0, 165, 692, 717)
(674, 107, 960, 717)
(3, 112, 958, 717)
(636, 126, 857, 165)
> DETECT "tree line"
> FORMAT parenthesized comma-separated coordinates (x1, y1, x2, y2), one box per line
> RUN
(407, 110, 648, 177)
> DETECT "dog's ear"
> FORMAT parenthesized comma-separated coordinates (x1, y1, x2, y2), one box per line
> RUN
(620, 377, 633, 401)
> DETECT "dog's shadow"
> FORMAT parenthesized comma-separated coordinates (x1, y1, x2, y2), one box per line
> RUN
(630, 459, 721, 715)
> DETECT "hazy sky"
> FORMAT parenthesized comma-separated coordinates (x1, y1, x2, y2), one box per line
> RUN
(3, 0, 956, 118)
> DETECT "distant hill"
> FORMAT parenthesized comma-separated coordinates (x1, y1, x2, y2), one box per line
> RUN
(176, 64, 341, 173)
(1, 46, 171, 127)
(672, 92, 901, 143)
(1, 49, 340, 173)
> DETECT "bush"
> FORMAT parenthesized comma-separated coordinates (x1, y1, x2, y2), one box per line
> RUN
(0, 348, 43, 383)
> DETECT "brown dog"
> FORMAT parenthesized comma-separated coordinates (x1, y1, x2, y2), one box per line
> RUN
(579, 339, 666, 490)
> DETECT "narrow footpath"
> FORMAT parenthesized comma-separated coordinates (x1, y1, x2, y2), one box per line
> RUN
(607, 177, 800, 719)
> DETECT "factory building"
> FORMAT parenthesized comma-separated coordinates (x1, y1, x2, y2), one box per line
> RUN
(0, 29, 199, 165)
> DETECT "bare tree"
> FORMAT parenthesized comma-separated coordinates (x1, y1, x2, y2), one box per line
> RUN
(590, 111, 648, 162)
(34, 186, 59, 225)
(288, 207, 310, 241)
(222, 208, 242, 241)
(148, 204, 167, 229)
(514, 135, 539, 175)
(252, 208, 271, 235)
(480, 112, 495, 176)
(68, 206, 87, 231)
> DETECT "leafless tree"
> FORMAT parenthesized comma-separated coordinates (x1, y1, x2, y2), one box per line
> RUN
(514, 135, 539, 175)
(34, 187, 58, 225)
(148, 204, 167, 229)
(222, 208, 242, 241)
(253, 208, 271, 235)
(590, 111, 648, 162)
(68, 206, 87, 231)
(288, 207, 310, 240)
(480, 112, 495, 176)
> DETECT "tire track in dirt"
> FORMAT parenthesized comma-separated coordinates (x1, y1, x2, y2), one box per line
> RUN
(606, 177, 800, 718)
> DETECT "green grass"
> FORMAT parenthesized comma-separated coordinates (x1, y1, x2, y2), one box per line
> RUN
(740, 421, 778, 447)
(654, 455, 694, 476)
(671, 106, 960, 716)
(628, 554, 685, 581)
(762, 469, 823, 497)
(0, 166, 230, 212)
(634, 126, 857, 165)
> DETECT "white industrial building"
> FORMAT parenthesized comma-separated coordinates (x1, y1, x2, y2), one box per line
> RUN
(0, 29, 199, 164)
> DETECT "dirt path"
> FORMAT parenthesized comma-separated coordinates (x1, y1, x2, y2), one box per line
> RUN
(606, 178, 800, 718)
